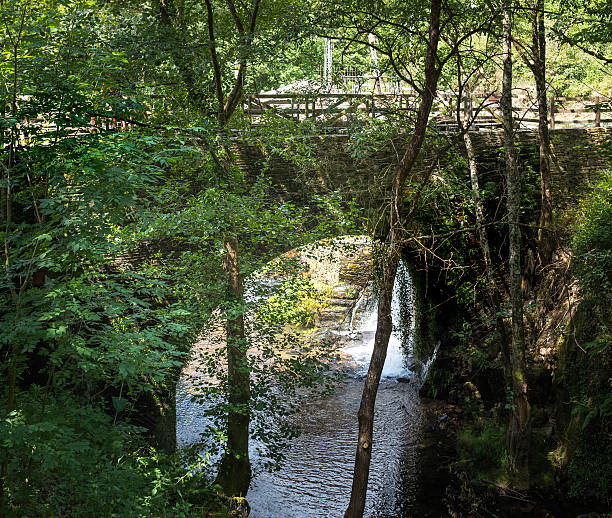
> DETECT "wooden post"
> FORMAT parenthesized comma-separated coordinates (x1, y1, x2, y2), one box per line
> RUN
(595, 95, 601, 127)
(371, 93, 375, 117)
(463, 88, 473, 122)
(549, 95, 555, 129)
(305, 96, 309, 119)
(468, 90, 473, 122)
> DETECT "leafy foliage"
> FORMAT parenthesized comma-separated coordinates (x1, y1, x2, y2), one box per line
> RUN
(0, 0, 343, 509)
(566, 438, 612, 502)
(456, 420, 507, 478)
(256, 276, 329, 328)
(572, 170, 612, 307)
(2, 0, 612, 512)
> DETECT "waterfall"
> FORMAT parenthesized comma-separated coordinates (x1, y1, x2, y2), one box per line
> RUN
(418, 341, 440, 387)
(341, 260, 415, 378)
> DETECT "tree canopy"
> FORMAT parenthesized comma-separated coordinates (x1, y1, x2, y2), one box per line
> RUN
(1, 0, 610, 515)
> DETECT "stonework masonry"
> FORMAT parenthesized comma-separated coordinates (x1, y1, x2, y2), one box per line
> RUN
(236, 128, 612, 211)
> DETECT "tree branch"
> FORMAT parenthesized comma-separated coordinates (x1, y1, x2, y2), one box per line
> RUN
(204, 0, 226, 120)
(550, 26, 612, 64)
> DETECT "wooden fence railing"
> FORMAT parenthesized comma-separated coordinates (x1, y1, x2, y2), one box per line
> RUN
(244, 92, 612, 130)
(8, 92, 610, 146)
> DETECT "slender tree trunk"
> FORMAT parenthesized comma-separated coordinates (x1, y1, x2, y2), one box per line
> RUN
(344, 244, 399, 518)
(215, 236, 251, 496)
(1, 54, 17, 500)
(501, 3, 531, 486)
(156, 1, 260, 493)
(464, 132, 511, 375)
(532, 0, 554, 266)
(344, 0, 442, 514)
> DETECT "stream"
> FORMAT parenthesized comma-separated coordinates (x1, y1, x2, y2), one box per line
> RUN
(177, 261, 438, 517)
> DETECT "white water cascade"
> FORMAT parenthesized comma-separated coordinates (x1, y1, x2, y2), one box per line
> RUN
(341, 259, 417, 379)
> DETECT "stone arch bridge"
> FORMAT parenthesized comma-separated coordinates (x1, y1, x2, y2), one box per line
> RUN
(236, 127, 612, 218)
(145, 126, 612, 452)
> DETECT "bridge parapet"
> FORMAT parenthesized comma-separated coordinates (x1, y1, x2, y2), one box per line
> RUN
(244, 92, 612, 131)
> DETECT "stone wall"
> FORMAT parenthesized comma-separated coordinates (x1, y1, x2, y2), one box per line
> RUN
(469, 127, 611, 176)
(236, 128, 612, 212)
(468, 127, 612, 207)
(291, 237, 373, 328)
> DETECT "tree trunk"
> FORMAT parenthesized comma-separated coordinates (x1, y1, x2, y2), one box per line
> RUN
(501, 3, 531, 487)
(215, 236, 251, 496)
(344, 0, 442, 514)
(156, 1, 260, 492)
(532, 0, 554, 266)
(344, 244, 400, 518)
(464, 132, 511, 375)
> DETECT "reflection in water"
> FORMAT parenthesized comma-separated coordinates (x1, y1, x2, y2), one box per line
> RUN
(247, 380, 423, 518)
(177, 260, 435, 517)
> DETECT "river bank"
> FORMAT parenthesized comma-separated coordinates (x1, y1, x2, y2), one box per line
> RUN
(413, 399, 610, 518)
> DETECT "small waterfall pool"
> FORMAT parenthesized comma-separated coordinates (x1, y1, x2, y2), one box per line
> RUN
(176, 260, 437, 517)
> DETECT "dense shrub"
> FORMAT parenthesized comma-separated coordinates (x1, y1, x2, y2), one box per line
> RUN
(456, 420, 507, 477)
(564, 170, 612, 504)
(572, 170, 612, 306)
(256, 276, 329, 328)
(567, 437, 612, 503)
